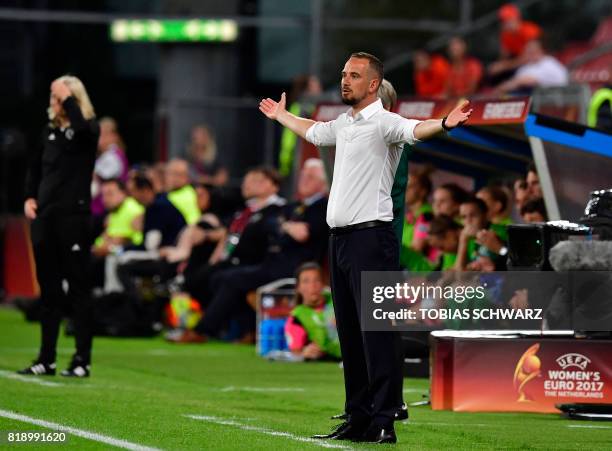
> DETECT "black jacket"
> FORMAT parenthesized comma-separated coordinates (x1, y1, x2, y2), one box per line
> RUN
(25, 96, 99, 217)
(267, 195, 329, 266)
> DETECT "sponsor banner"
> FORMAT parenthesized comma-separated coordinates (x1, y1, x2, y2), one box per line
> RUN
(431, 336, 612, 413)
(361, 271, 612, 332)
(394, 97, 531, 125)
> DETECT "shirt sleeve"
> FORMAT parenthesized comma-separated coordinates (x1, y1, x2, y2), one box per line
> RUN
(383, 114, 422, 146)
(305, 119, 338, 147)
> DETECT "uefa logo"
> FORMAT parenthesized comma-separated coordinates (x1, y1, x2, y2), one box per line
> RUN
(555, 353, 591, 370)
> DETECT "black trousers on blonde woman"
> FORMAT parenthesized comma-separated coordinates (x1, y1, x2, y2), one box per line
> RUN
(30, 214, 93, 364)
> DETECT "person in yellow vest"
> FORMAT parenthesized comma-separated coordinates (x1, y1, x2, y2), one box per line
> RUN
(165, 158, 201, 225)
(92, 179, 144, 257)
(588, 86, 612, 131)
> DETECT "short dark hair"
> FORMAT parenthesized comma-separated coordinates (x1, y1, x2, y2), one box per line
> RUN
(527, 161, 538, 176)
(480, 185, 508, 212)
(100, 178, 126, 192)
(350, 52, 384, 83)
(461, 196, 488, 215)
(248, 165, 282, 188)
(294, 262, 323, 305)
(411, 170, 433, 198)
(520, 197, 547, 220)
(438, 183, 469, 205)
(429, 215, 462, 237)
(132, 173, 154, 191)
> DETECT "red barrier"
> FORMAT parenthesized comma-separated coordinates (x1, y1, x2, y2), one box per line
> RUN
(2, 216, 39, 299)
(431, 333, 612, 413)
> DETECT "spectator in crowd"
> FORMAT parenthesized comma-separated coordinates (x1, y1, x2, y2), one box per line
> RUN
(456, 197, 508, 270)
(488, 3, 542, 81)
(148, 162, 167, 194)
(186, 125, 228, 187)
(413, 50, 450, 97)
(455, 197, 490, 270)
(93, 179, 144, 257)
(170, 161, 328, 344)
(513, 178, 529, 218)
(165, 158, 201, 225)
(476, 185, 512, 225)
(91, 117, 129, 231)
(279, 75, 323, 177)
(432, 183, 469, 218)
(526, 162, 543, 199)
(446, 37, 483, 97)
(285, 263, 340, 361)
(116, 174, 187, 300)
(400, 168, 435, 270)
(427, 215, 461, 270)
(495, 40, 568, 94)
(521, 197, 547, 223)
(173, 167, 286, 325)
(158, 183, 222, 264)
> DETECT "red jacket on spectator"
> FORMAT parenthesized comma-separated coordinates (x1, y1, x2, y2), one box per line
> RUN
(501, 21, 542, 58)
(414, 54, 450, 97)
(447, 57, 483, 97)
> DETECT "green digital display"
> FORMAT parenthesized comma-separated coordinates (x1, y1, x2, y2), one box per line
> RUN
(110, 19, 239, 43)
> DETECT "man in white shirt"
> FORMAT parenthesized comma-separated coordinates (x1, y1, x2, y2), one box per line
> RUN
(495, 40, 568, 93)
(259, 52, 471, 444)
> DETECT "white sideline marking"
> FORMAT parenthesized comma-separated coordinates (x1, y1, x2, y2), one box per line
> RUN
(407, 421, 492, 427)
(402, 388, 425, 393)
(0, 409, 161, 451)
(185, 415, 351, 449)
(219, 386, 305, 393)
(568, 424, 612, 429)
(0, 370, 64, 387)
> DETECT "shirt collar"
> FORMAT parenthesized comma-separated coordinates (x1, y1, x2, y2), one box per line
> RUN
(350, 98, 383, 121)
(303, 192, 325, 206)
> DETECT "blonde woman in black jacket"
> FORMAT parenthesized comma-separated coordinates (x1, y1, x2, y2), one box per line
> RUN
(19, 76, 99, 377)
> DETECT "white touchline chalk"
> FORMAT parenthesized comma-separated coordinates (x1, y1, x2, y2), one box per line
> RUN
(218, 386, 306, 392)
(185, 414, 351, 450)
(0, 409, 161, 451)
(0, 370, 64, 387)
(568, 424, 612, 429)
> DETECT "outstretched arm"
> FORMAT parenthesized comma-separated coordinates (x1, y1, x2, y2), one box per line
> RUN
(413, 100, 473, 141)
(259, 92, 315, 139)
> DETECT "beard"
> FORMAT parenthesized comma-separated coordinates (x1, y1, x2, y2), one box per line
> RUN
(340, 87, 362, 106)
(341, 95, 358, 106)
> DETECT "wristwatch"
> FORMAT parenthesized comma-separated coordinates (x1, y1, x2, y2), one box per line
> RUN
(441, 116, 453, 132)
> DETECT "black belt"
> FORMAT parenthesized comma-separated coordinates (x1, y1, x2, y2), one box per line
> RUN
(330, 220, 390, 235)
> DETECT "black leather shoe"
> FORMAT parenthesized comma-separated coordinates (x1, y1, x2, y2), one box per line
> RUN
(395, 403, 409, 421)
(312, 421, 367, 440)
(354, 424, 397, 444)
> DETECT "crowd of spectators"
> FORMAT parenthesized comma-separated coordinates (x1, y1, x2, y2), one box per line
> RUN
(400, 163, 548, 275)
(412, 3, 569, 98)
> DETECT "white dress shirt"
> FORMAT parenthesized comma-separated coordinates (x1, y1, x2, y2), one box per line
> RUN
(305, 98, 421, 228)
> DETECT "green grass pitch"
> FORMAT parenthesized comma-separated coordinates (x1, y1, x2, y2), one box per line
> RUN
(0, 307, 610, 450)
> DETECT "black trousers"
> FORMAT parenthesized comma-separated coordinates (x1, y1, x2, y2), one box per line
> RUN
(30, 214, 93, 363)
(196, 259, 296, 337)
(329, 224, 403, 428)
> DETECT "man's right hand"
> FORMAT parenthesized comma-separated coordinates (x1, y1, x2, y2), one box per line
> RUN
(259, 92, 287, 121)
(24, 198, 37, 220)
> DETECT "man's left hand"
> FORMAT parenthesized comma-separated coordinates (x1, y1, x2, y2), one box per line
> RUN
(445, 100, 473, 128)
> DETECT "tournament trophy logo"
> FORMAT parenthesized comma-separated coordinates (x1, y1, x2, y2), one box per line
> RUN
(513, 344, 541, 402)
